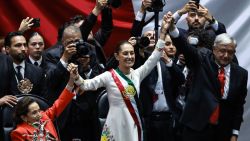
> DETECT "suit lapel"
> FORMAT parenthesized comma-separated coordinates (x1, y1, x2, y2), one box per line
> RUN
(149, 66, 158, 90)
(24, 62, 29, 79)
(207, 54, 221, 98)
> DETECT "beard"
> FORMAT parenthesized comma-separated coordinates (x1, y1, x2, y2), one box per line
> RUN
(13, 53, 26, 63)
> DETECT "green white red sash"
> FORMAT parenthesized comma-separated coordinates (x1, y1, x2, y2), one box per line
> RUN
(109, 68, 142, 141)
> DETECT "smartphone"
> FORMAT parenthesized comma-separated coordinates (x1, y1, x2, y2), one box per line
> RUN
(31, 18, 40, 28)
(192, 0, 200, 8)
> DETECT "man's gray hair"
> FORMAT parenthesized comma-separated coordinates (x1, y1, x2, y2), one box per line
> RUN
(62, 25, 81, 39)
(213, 33, 237, 48)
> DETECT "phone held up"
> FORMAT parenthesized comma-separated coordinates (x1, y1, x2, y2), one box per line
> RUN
(31, 18, 40, 28)
(192, 0, 200, 8)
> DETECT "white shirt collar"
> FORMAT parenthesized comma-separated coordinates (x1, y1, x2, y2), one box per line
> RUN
(29, 56, 42, 66)
(13, 61, 25, 69)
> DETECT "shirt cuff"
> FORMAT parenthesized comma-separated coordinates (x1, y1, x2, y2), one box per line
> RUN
(156, 39, 165, 49)
(74, 76, 85, 86)
(60, 59, 68, 69)
(210, 20, 219, 31)
(135, 11, 144, 21)
(173, 11, 181, 23)
(176, 60, 183, 65)
(232, 129, 239, 136)
(169, 27, 179, 38)
(165, 59, 173, 67)
(66, 84, 74, 92)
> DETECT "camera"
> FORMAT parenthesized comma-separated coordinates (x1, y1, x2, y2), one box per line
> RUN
(190, 0, 200, 9)
(31, 18, 40, 28)
(70, 40, 92, 63)
(147, 0, 165, 12)
(108, 0, 122, 8)
(135, 37, 150, 49)
(75, 40, 91, 56)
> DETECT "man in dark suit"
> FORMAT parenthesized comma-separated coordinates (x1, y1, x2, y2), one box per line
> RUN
(0, 53, 17, 140)
(139, 34, 185, 141)
(62, 50, 105, 140)
(4, 31, 46, 97)
(45, 0, 112, 68)
(173, 0, 226, 38)
(171, 23, 248, 141)
(0, 53, 14, 105)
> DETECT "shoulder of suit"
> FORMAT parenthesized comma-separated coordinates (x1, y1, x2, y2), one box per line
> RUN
(26, 62, 44, 73)
(231, 63, 248, 75)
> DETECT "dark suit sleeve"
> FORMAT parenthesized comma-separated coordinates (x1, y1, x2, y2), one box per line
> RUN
(232, 69, 248, 131)
(131, 19, 145, 37)
(44, 61, 69, 103)
(80, 13, 98, 41)
(215, 22, 227, 35)
(171, 30, 201, 68)
(169, 63, 185, 85)
(94, 7, 113, 47)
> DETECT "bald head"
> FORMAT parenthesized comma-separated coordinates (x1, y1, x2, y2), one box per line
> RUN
(61, 25, 82, 47)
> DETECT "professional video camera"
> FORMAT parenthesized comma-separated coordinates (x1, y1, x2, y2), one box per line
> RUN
(108, 0, 122, 8)
(147, 0, 165, 12)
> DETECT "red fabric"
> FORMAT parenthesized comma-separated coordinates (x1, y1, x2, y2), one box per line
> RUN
(210, 67, 225, 124)
(0, 0, 134, 56)
(11, 88, 75, 141)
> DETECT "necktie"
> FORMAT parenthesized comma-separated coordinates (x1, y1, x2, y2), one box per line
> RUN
(210, 67, 225, 124)
(152, 94, 158, 103)
(16, 66, 23, 81)
(34, 61, 39, 66)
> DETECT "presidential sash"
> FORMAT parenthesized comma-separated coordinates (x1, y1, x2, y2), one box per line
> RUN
(109, 68, 142, 141)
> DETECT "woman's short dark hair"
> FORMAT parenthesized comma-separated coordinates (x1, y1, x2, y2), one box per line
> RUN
(114, 40, 131, 53)
(13, 96, 36, 124)
(28, 32, 43, 43)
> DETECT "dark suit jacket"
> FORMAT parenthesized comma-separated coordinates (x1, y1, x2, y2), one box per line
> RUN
(171, 32, 248, 135)
(26, 56, 48, 73)
(10, 61, 46, 97)
(44, 61, 69, 104)
(59, 64, 105, 141)
(140, 60, 185, 117)
(0, 53, 12, 97)
(44, 42, 64, 72)
(0, 54, 12, 140)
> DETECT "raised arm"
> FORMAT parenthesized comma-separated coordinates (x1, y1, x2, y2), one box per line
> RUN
(130, 0, 152, 37)
(80, 0, 107, 41)
(136, 11, 173, 80)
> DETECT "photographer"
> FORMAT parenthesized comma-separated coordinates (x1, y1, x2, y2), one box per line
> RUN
(46, 0, 113, 68)
(173, 0, 226, 37)
(75, 0, 115, 67)
(63, 42, 105, 140)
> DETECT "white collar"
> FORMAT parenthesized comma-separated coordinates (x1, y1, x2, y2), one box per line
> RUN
(13, 61, 25, 69)
(29, 56, 42, 66)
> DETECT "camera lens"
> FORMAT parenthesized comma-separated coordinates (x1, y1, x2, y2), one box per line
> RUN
(75, 41, 90, 56)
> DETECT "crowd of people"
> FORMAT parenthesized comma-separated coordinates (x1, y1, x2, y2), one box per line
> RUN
(0, 0, 248, 141)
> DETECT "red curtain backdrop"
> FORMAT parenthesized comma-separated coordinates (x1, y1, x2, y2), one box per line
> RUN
(0, 0, 134, 56)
